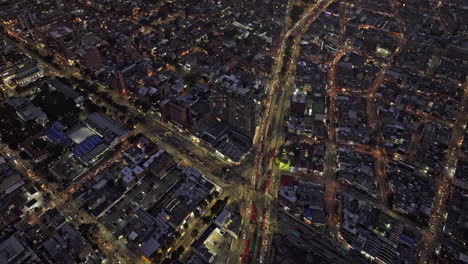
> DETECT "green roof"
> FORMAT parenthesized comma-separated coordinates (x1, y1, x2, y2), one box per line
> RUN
(304, 116, 315, 127)
(313, 102, 325, 114)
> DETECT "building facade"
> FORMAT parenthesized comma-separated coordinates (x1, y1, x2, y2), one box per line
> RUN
(211, 76, 256, 138)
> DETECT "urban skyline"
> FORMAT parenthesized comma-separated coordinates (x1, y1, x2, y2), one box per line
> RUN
(0, 0, 467, 264)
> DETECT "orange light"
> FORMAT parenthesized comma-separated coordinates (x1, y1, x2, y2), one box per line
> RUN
(180, 50, 190, 57)
(141, 256, 151, 263)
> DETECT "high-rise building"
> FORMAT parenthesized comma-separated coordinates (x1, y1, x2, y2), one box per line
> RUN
(160, 98, 192, 127)
(0, 40, 20, 74)
(211, 74, 256, 138)
(110, 71, 126, 93)
(47, 26, 77, 58)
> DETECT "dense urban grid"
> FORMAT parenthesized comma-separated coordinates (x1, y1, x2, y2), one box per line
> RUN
(0, 0, 466, 264)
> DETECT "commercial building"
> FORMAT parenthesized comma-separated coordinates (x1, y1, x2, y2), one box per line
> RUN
(47, 26, 77, 59)
(84, 112, 130, 147)
(211, 74, 256, 138)
(7, 96, 48, 126)
(0, 40, 43, 88)
(110, 71, 127, 93)
(0, 235, 42, 264)
(160, 98, 192, 127)
(12, 57, 43, 87)
(0, 43, 43, 88)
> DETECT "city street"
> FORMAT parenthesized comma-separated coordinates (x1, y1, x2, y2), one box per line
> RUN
(237, 1, 336, 263)
(1, 0, 467, 263)
(417, 78, 468, 264)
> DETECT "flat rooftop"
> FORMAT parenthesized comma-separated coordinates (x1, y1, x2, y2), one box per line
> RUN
(69, 126, 96, 144)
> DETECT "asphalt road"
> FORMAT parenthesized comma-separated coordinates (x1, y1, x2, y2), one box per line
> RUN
(236, 1, 337, 263)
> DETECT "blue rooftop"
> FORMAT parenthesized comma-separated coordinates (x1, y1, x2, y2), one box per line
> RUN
(304, 208, 313, 220)
(47, 127, 66, 144)
(73, 135, 103, 157)
(184, 93, 193, 100)
(400, 234, 415, 246)
(52, 121, 65, 130)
